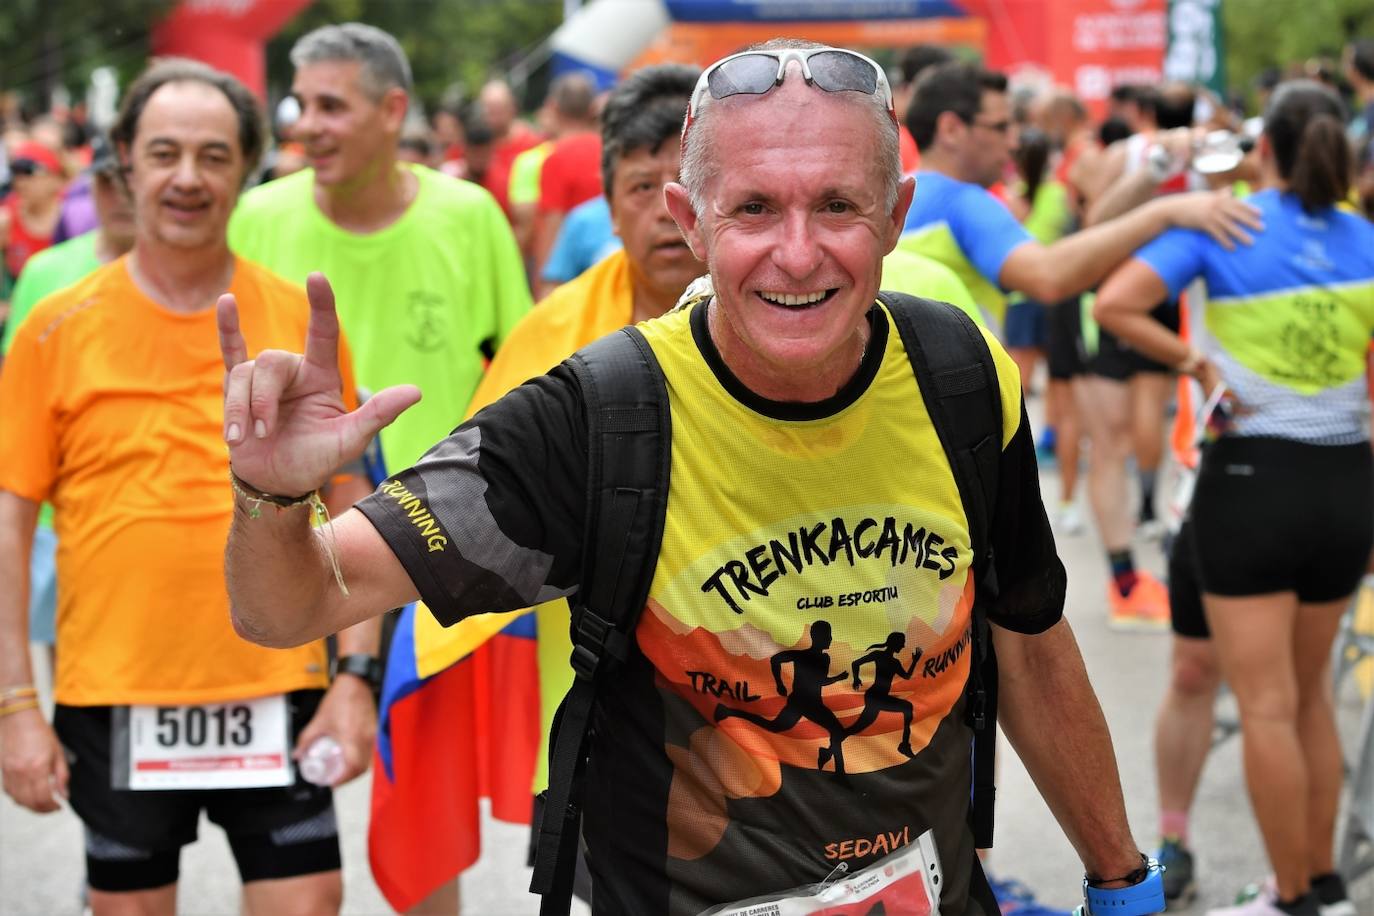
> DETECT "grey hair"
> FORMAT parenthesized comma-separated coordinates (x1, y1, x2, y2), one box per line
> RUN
(679, 44, 901, 216)
(290, 23, 413, 101)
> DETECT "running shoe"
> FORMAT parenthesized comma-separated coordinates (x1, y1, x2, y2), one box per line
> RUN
(986, 873, 1072, 916)
(1137, 517, 1168, 541)
(1311, 872, 1357, 916)
(1207, 890, 1320, 916)
(1107, 571, 1170, 632)
(1056, 502, 1085, 536)
(1156, 837, 1197, 906)
(1036, 426, 1057, 464)
(1234, 874, 1355, 916)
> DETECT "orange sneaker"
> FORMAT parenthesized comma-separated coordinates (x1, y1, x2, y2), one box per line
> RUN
(1107, 571, 1170, 632)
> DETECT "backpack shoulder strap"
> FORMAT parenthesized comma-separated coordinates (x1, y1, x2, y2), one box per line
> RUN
(530, 325, 671, 915)
(879, 290, 1003, 849)
(879, 291, 1001, 584)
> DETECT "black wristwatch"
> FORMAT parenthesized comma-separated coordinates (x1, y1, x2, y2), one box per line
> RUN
(333, 654, 383, 690)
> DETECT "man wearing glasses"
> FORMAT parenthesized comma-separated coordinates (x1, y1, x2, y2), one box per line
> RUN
(900, 61, 1260, 334)
(218, 40, 1163, 914)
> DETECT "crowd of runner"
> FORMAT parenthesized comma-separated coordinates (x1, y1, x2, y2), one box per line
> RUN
(1, 21, 1373, 916)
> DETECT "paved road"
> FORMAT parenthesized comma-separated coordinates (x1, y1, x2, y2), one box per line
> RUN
(3, 425, 1370, 914)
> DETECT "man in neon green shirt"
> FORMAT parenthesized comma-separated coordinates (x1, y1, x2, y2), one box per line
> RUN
(228, 23, 530, 470)
(0, 139, 134, 654)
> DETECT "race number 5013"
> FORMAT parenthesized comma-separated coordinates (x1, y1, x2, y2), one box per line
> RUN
(120, 695, 293, 790)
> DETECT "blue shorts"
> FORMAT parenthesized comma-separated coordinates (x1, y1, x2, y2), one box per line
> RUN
(29, 525, 56, 646)
(1004, 299, 1047, 349)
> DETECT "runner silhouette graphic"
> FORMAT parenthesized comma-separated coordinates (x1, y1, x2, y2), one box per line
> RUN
(845, 632, 922, 758)
(715, 620, 850, 775)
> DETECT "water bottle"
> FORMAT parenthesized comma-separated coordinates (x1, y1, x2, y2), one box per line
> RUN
(1192, 129, 1247, 175)
(299, 736, 346, 786)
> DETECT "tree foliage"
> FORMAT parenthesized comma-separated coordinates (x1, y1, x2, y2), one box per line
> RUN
(1224, 0, 1374, 106)
(0, 0, 175, 112)
(266, 0, 564, 111)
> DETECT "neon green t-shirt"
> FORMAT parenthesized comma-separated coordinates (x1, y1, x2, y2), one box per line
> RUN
(229, 165, 533, 468)
(880, 249, 983, 326)
(508, 141, 553, 208)
(3, 232, 101, 354)
(3, 231, 103, 529)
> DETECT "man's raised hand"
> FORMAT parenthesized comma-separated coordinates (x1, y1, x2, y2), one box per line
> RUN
(218, 272, 420, 497)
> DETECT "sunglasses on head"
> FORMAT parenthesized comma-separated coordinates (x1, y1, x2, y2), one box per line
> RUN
(684, 47, 896, 137)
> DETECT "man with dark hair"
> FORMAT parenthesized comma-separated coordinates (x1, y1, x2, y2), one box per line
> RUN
(0, 58, 370, 915)
(229, 22, 531, 477)
(894, 44, 955, 171)
(900, 61, 1258, 632)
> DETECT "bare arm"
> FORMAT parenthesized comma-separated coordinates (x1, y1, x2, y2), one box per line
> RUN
(1093, 258, 1188, 367)
(993, 618, 1142, 887)
(1085, 169, 1160, 226)
(323, 474, 383, 658)
(999, 191, 1260, 304)
(0, 492, 37, 696)
(0, 490, 68, 813)
(219, 273, 422, 650)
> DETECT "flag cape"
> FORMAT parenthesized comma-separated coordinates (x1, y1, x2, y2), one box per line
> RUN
(368, 250, 637, 910)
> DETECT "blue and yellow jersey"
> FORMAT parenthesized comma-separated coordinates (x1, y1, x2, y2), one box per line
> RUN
(1138, 188, 1374, 443)
(898, 171, 1034, 328)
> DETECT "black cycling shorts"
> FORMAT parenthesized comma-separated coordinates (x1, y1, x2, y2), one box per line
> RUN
(54, 690, 340, 892)
(1168, 520, 1208, 638)
(1045, 294, 1086, 381)
(1189, 437, 1373, 602)
(1089, 300, 1180, 381)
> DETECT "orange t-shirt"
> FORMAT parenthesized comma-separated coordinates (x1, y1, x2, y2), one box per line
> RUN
(0, 256, 356, 706)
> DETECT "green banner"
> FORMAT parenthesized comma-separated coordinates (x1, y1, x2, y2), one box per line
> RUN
(1164, 0, 1227, 96)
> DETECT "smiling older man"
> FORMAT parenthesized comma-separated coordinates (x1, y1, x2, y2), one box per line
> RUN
(217, 40, 1162, 916)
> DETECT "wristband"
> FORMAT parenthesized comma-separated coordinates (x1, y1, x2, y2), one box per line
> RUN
(333, 654, 383, 690)
(1081, 856, 1165, 915)
(230, 469, 316, 511)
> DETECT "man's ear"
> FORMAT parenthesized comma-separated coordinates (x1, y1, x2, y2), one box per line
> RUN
(381, 87, 409, 133)
(886, 175, 916, 252)
(664, 182, 707, 262)
(933, 109, 966, 150)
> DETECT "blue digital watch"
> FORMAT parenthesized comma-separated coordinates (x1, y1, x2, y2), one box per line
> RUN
(1071, 857, 1165, 916)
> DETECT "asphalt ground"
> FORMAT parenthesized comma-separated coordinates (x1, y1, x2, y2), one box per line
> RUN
(4, 392, 1372, 915)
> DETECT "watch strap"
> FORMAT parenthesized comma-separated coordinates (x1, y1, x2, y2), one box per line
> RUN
(1082, 859, 1165, 915)
(334, 654, 382, 689)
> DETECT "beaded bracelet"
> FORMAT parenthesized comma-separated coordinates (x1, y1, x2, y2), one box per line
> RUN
(228, 470, 349, 596)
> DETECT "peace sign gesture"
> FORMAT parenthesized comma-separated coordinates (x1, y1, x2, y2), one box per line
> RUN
(218, 272, 420, 497)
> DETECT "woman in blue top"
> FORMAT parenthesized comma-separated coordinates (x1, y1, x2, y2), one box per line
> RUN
(1096, 80, 1374, 916)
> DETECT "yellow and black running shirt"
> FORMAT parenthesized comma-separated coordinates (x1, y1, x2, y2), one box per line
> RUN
(358, 298, 1066, 915)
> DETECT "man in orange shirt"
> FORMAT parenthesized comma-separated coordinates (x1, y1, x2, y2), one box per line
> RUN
(0, 59, 375, 915)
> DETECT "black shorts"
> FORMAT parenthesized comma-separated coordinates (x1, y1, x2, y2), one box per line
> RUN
(1003, 299, 1047, 350)
(54, 690, 340, 892)
(1089, 300, 1180, 381)
(1045, 295, 1086, 381)
(1168, 520, 1209, 638)
(1189, 437, 1374, 602)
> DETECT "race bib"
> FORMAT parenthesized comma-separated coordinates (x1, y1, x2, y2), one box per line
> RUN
(112, 695, 293, 790)
(701, 829, 943, 916)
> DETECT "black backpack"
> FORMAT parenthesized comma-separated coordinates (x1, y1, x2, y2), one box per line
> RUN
(529, 292, 1004, 915)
